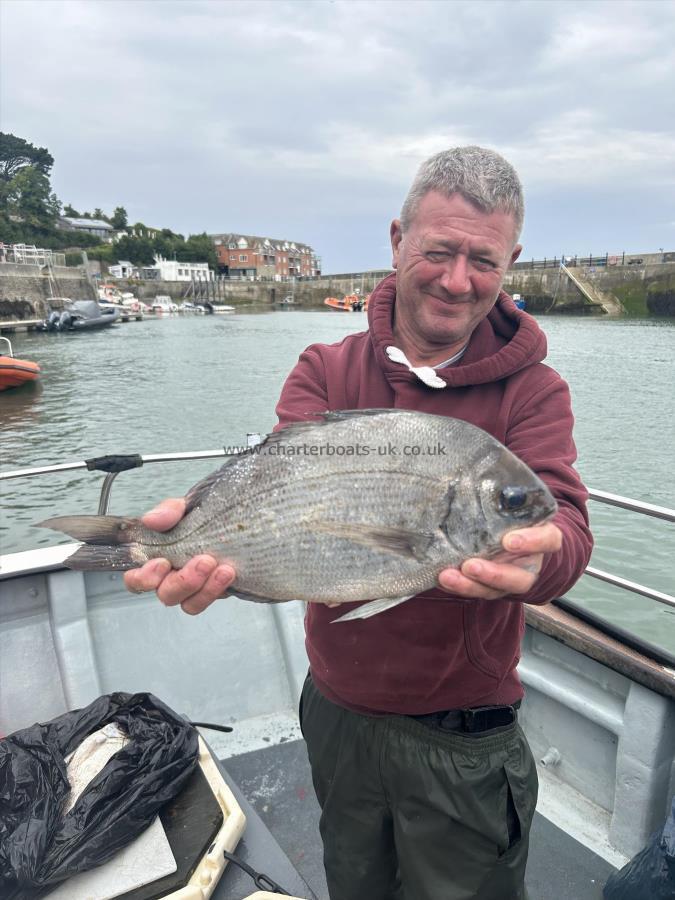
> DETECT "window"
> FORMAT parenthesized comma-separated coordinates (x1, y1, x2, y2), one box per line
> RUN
(240, 255, 248, 261)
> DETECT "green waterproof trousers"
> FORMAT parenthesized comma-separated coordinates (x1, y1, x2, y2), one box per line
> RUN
(300, 674, 537, 900)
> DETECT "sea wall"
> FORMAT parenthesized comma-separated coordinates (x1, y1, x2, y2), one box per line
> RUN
(99, 272, 395, 309)
(503, 262, 675, 315)
(0, 264, 96, 320)
(2, 262, 674, 318)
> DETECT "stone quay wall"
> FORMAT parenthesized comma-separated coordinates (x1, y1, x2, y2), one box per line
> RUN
(2, 262, 674, 319)
(503, 262, 675, 315)
(0, 264, 96, 321)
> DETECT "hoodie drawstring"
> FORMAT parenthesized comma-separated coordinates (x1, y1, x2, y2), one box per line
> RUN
(385, 346, 447, 389)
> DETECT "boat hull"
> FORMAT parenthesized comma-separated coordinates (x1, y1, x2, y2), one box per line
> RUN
(0, 356, 41, 390)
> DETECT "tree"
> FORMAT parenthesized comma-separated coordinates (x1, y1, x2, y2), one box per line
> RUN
(110, 206, 128, 229)
(113, 234, 155, 266)
(93, 207, 105, 221)
(0, 132, 54, 182)
(63, 203, 80, 217)
(177, 232, 217, 267)
(4, 166, 60, 232)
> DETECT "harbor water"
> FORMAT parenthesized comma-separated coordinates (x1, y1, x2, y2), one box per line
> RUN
(1, 309, 674, 654)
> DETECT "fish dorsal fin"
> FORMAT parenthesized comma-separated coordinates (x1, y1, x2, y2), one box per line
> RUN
(313, 520, 435, 561)
(320, 408, 414, 422)
(185, 408, 436, 514)
(184, 455, 242, 513)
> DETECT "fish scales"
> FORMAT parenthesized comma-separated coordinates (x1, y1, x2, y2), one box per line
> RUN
(40, 410, 558, 619)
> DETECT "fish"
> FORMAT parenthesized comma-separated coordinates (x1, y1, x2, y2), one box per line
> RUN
(39, 409, 557, 621)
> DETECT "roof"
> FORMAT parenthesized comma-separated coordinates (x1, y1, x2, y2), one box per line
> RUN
(209, 232, 317, 254)
(61, 217, 113, 230)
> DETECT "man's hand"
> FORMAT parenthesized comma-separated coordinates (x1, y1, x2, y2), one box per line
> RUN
(437, 521, 562, 600)
(123, 498, 236, 615)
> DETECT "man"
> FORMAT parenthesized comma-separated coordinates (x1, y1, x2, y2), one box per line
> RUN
(125, 146, 593, 900)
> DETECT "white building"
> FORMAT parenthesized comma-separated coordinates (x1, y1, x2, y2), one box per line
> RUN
(144, 255, 214, 282)
(108, 260, 137, 278)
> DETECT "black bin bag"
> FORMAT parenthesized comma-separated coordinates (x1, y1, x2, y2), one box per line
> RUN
(603, 796, 675, 899)
(0, 692, 199, 899)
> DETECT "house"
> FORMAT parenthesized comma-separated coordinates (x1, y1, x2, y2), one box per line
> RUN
(108, 260, 137, 279)
(210, 232, 321, 279)
(142, 255, 214, 282)
(57, 217, 114, 240)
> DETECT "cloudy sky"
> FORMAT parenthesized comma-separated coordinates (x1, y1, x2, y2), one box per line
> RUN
(2, 0, 674, 271)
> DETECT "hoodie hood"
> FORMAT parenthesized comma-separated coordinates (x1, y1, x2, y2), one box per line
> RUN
(367, 272, 548, 389)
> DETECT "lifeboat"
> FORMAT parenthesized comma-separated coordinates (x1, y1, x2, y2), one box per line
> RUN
(0, 337, 41, 390)
(324, 293, 370, 312)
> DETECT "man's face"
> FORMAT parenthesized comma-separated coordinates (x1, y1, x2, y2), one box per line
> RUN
(390, 191, 522, 362)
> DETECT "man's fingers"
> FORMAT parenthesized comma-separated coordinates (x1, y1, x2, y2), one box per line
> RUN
(438, 567, 504, 600)
(459, 556, 542, 594)
(180, 564, 237, 616)
(140, 497, 187, 532)
(502, 521, 562, 555)
(438, 553, 544, 599)
(156, 555, 219, 607)
(124, 558, 172, 594)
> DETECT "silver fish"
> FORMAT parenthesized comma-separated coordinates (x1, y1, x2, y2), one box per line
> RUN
(40, 409, 557, 621)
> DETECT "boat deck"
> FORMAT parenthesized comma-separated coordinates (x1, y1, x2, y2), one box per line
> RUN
(224, 737, 617, 900)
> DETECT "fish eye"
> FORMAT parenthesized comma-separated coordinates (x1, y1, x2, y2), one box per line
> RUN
(500, 486, 528, 512)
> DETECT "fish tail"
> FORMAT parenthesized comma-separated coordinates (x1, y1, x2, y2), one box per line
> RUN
(65, 543, 148, 571)
(38, 515, 153, 571)
(39, 514, 145, 544)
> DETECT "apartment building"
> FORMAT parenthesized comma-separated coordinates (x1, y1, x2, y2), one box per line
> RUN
(210, 233, 321, 279)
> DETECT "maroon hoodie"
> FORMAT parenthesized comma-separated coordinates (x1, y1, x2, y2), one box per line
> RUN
(276, 273, 592, 715)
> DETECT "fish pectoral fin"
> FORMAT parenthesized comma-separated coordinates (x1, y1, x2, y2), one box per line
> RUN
(313, 521, 435, 561)
(332, 595, 414, 622)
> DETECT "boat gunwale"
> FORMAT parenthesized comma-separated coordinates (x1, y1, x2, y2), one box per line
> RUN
(525, 603, 675, 699)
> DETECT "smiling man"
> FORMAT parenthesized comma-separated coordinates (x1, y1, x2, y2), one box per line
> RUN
(391, 191, 521, 364)
(125, 146, 593, 900)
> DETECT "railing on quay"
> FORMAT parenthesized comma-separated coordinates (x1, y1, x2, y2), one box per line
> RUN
(0, 243, 66, 267)
(1, 451, 673, 615)
(510, 250, 675, 271)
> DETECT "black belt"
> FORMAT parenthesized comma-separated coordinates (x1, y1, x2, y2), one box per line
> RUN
(410, 700, 520, 734)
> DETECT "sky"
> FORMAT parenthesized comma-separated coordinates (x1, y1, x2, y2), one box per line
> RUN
(1, 0, 674, 272)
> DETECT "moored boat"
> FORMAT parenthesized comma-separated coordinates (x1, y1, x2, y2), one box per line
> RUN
(97, 284, 144, 320)
(324, 293, 369, 312)
(151, 295, 178, 315)
(0, 337, 41, 390)
(40, 299, 120, 332)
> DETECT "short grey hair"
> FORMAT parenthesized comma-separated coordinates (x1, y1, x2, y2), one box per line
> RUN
(400, 146, 524, 240)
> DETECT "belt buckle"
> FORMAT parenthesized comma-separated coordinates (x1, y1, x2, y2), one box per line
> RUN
(462, 705, 515, 733)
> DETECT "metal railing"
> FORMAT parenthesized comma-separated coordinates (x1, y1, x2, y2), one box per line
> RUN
(510, 250, 674, 271)
(0, 243, 66, 267)
(1, 452, 673, 612)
